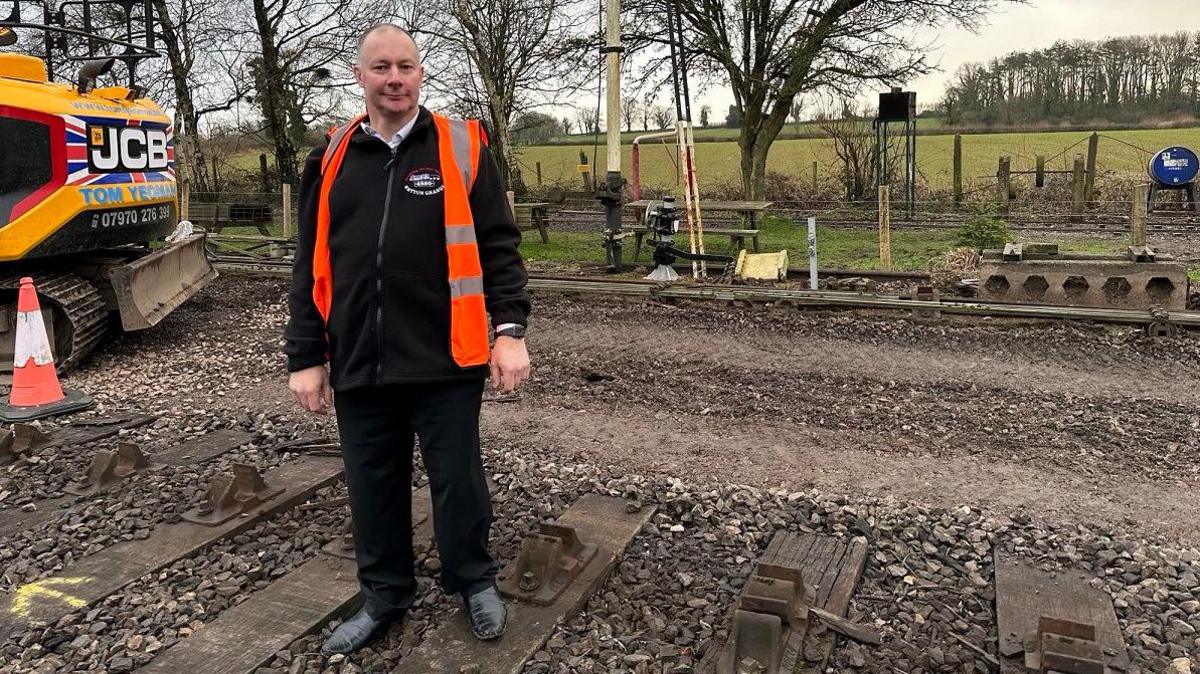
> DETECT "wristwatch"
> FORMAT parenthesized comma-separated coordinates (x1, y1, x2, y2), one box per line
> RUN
(495, 324, 526, 339)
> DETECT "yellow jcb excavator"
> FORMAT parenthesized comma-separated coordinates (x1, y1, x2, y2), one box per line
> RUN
(0, 0, 214, 372)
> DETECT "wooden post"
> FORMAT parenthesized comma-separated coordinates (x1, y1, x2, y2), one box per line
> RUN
(281, 183, 292, 239)
(1131, 183, 1148, 248)
(952, 134, 963, 205)
(535, 161, 542, 187)
(1084, 132, 1099, 203)
(877, 185, 892, 271)
(1071, 153, 1085, 219)
(180, 180, 190, 222)
(812, 161, 818, 193)
(996, 156, 1011, 214)
(578, 150, 591, 191)
(1035, 154, 1045, 188)
(506, 190, 516, 220)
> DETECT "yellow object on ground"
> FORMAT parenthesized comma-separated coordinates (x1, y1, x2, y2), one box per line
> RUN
(735, 249, 789, 281)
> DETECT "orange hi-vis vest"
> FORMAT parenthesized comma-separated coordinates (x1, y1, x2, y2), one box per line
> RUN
(313, 112, 491, 368)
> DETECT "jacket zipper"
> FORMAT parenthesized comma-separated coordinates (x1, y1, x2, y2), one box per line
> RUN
(375, 148, 398, 383)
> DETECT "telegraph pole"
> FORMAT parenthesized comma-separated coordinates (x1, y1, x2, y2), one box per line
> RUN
(599, 0, 625, 271)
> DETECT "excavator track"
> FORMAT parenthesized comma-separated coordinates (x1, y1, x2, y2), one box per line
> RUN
(0, 273, 109, 373)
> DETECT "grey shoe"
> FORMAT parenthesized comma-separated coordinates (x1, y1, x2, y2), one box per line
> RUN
(463, 586, 508, 641)
(321, 605, 396, 655)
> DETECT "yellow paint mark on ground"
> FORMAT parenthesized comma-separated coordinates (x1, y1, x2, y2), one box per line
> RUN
(10, 577, 89, 618)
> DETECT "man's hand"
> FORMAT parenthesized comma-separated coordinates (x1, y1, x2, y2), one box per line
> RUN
(289, 364, 333, 414)
(489, 336, 530, 393)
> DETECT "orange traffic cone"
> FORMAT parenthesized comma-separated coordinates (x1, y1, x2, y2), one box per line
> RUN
(0, 277, 92, 421)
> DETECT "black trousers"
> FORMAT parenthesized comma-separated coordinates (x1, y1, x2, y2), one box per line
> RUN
(334, 378, 496, 620)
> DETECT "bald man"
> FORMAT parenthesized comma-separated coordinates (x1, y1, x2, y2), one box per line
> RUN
(285, 24, 530, 655)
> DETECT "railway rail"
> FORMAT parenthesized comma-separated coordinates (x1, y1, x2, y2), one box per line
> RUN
(210, 257, 1200, 330)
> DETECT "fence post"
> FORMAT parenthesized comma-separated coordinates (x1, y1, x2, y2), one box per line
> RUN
(1071, 153, 1085, 220)
(282, 183, 292, 239)
(811, 161, 818, 194)
(952, 134, 963, 205)
(1131, 183, 1148, 248)
(878, 185, 892, 271)
(179, 180, 190, 222)
(1084, 132, 1099, 203)
(996, 156, 1011, 214)
(578, 150, 591, 191)
(536, 161, 542, 187)
(1035, 154, 1045, 188)
(807, 216, 818, 290)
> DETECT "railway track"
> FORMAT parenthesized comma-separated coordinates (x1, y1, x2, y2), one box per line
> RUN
(210, 257, 1200, 330)
(0, 417, 1138, 673)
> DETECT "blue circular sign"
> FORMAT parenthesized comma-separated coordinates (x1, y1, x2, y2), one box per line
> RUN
(1148, 146, 1199, 186)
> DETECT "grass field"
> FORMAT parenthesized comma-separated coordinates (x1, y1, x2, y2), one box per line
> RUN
(518, 127, 1200, 194)
(516, 215, 1124, 270)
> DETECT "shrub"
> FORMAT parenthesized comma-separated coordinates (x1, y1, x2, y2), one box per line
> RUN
(954, 216, 1012, 250)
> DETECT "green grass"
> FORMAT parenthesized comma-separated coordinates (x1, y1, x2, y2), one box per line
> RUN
(518, 215, 1126, 271)
(518, 127, 1200, 193)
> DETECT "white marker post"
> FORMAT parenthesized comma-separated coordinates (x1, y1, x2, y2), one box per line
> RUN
(807, 216, 818, 290)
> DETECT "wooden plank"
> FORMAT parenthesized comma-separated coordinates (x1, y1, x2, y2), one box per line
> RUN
(698, 534, 867, 674)
(0, 496, 73, 540)
(392, 495, 654, 674)
(136, 488, 434, 674)
(154, 429, 256, 466)
(0, 456, 344, 641)
(994, 552, 1128, 672)
(0, 430, 259, 541)
(49, 414, 158, 448)
(809, 606, 880, 645)
(798, 537, 868, 672)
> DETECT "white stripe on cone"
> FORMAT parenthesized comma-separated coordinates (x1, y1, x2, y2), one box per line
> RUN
(14, 309, 54, 368)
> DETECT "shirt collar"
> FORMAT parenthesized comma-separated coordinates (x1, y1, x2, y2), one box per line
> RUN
(360, 112, 418, 150)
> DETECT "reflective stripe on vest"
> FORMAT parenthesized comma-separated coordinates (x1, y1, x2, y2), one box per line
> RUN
(431, 113, 489, 367)
(313, 112, 491, 369)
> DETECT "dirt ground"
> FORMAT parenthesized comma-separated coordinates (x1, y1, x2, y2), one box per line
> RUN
(486, 294, 1200, 544)
(99, 273, 1200, 544)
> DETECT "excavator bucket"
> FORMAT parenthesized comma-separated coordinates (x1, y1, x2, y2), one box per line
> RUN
(108, 234, 218, 331)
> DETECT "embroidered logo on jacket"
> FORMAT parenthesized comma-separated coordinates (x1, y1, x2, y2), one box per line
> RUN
(404, 168, 444, 196)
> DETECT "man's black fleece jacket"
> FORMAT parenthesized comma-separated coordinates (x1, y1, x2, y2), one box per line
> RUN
(284, 107, 530, 390)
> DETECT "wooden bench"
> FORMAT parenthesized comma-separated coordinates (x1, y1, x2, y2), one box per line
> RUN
(626, 199, 773, 260)
(625, 225, 761, 260)
(506, 193, 551, 243)
(187, 202, 274, 235)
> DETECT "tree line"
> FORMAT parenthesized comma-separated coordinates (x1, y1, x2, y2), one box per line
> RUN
(44, 0, 1008, 199)
(939, 32, 1200, 125)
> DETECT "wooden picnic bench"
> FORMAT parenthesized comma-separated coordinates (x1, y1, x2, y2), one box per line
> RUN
(625, 199, 773, 260)
(506, 193, 551, 243)
(186, 202, 274, 235)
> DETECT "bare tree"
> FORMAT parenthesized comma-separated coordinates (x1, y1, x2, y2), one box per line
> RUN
(561, 116, 574, 134)
(621, 96, 640, 132)
(223, 0, 387, 187)
(575, 106, 600, 135)
(816, 102, 896, 200)
(631, 0, 1012, 199)
(698, 104, 711, 127)
(789, 99, 805, 133)
(416, 0, 590, 193)
(651, 104, 672, 130)
(151, 0, 248, 193)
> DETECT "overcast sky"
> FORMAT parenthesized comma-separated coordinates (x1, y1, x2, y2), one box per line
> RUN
(664, 0, 1200, 121)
